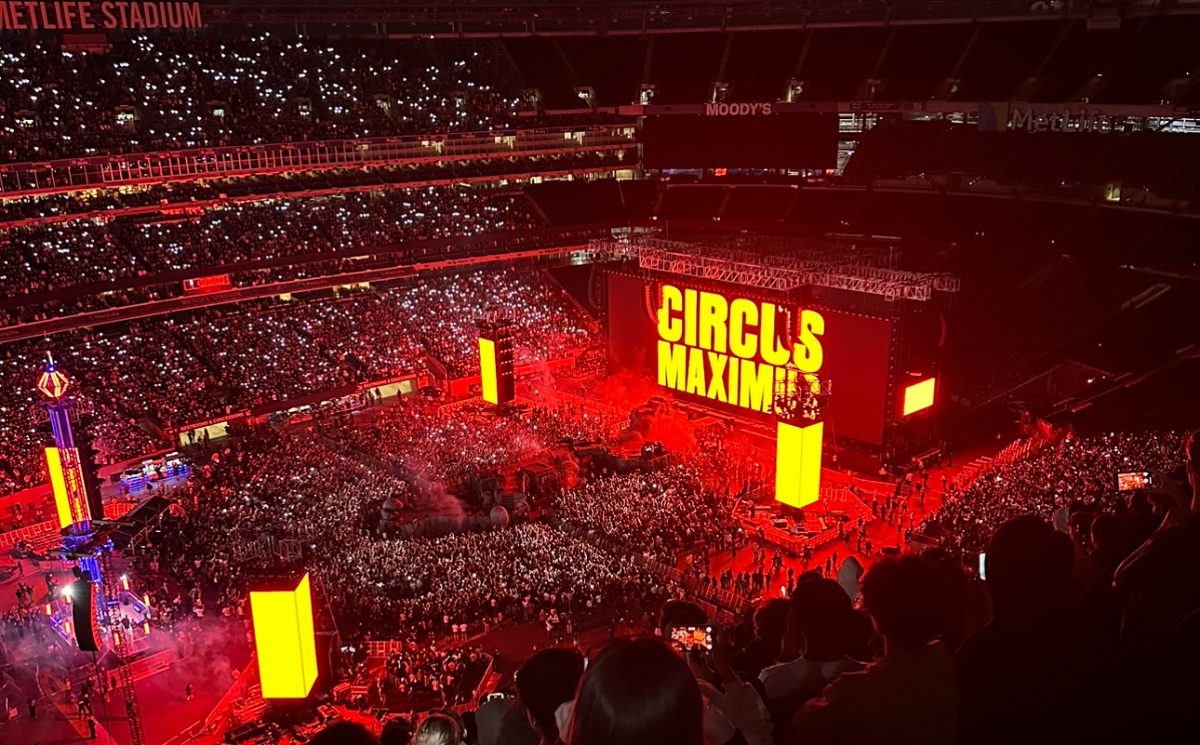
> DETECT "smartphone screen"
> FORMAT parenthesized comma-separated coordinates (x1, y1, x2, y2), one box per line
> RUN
(669, 625, 714, 651)
(1116, 472, 1151, 492)
(978, 552, 987, 581)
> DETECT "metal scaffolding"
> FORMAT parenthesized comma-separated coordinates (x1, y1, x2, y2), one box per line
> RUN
(591, 236, 960, 301)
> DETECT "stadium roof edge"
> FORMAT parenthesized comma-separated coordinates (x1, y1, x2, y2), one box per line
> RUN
(204, 1, 1200, 36)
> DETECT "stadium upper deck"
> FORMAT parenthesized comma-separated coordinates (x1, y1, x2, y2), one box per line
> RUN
(8, 13, 1200, 165)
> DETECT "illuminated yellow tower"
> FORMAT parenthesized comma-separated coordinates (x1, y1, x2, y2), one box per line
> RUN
(36, 354, 97, 532)
(773, 364, 828, 509)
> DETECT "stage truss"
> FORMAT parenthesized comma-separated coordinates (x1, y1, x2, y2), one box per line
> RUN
(591, 237, 961, 301)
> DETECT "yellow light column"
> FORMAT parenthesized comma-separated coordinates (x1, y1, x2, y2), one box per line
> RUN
(250, 573, 318, 699)
(479, 337, 499, 404)
(45, 447, 76, 530)
(775, 420, 823, 509)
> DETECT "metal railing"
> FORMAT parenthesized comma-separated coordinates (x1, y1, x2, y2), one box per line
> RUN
(0, 125, 636, 198)
(0, 225, 626, 344)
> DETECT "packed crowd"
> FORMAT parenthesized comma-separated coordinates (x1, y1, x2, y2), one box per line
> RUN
(332, 399, 554, 492)
(0, 35, 525, 161)
(143, 426, 404, 607)
(142, 413, 659, 642)
(920, 430, 1186, 557)
(553, 467, 738, 562)
(0, 185, 541, 320)
(525, 402, 622, 446)
(397, 269, 598, 376)
(316, 429, 1199, 745)
(323, 523, 655, 639)
(13, 359, 1198, 745)
(383, 645, 490, 710)
(0, 268, 599, 498)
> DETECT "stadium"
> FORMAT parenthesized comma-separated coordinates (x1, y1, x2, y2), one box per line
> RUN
(0, 1, 1197, 744)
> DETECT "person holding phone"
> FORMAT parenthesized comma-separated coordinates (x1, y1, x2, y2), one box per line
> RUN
(659, 600, 773, 745)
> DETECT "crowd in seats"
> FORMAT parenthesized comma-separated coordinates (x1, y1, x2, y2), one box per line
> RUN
(0, 268, 598, 498)
(0, 181, 219, 225)
(0, 148, 628, 230)
(920, 431, 1186, 559)
(2, 20, 1198, 172)
(397, 268, 597, 377)
(2, 180, 1171, 487)
(0, 186, 540, 320)
(0, 149, 633, 233)
(0, 35, 524, 162)
(6, 20, 1195, 171)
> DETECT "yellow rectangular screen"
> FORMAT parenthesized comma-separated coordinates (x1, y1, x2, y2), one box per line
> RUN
(902, 377, 936, 416)
(775, 420, 823, 509)
(479, 337, 499, 404)
(45, 447, 75, 530)
(250, 573, 318, 699)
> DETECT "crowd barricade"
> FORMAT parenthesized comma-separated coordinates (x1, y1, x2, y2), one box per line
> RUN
(0, 517, 56, 551)
(993, 435, 1049, 466)
(1, 479, 160, 552)
(924, 435, 1063, 552)
(127, 647, 175, 681)
(949, 436, 1048, 493)
(366, 640, 408, 659)
(104, 501, 136, 520)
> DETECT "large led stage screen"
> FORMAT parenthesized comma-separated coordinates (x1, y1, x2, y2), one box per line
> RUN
(607, 273, 892, 445)
(641, 113, 839, 170)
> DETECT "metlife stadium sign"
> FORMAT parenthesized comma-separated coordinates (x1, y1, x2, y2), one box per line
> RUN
(1007, 105, 1134, 133)
(0, 1, 204, 30)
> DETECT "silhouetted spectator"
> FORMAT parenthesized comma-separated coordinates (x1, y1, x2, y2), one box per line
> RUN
(514, 648, 585, 745)
(311, 721, 378, 745)
(759, 577, 869, 717)
(566, 638, 703, 745)
(794, 556, 957, 745)
(1111, 430, 1200, 739)
(955, 516, 1092, 745)
(732, 598, 789, 680)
